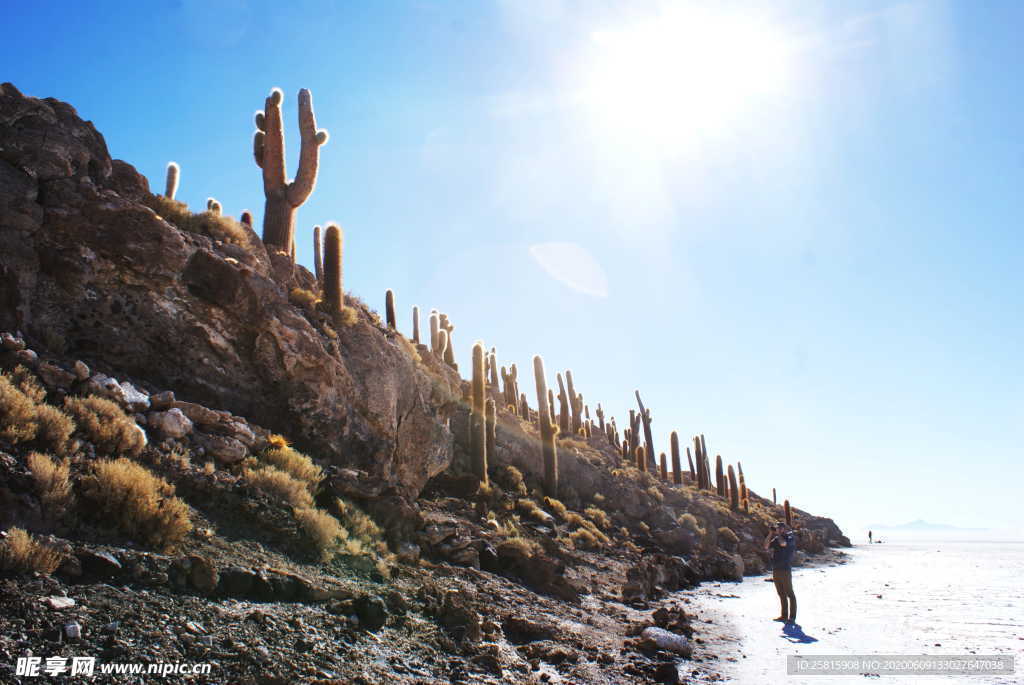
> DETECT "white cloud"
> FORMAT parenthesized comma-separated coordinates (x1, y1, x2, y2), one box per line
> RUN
(529, 241, 609, 297)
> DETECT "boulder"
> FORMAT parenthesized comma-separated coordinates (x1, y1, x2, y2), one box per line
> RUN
(148, 408, 193, 439)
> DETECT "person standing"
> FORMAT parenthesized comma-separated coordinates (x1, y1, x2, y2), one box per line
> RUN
(765, 521, 797, 623)
(868, 530, 873, 543)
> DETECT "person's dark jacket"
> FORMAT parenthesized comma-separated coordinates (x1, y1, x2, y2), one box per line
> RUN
(770, 531, 797, 570)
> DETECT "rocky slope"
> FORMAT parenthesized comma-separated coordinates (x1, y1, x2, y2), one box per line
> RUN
(0, 83, 849, 684)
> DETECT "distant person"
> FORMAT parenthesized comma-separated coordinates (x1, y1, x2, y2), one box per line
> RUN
(868, 530, 872, 543)
(765, 521, 797, 624)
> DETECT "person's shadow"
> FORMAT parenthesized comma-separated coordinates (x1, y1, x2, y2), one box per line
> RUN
(782, 623, 818, 644)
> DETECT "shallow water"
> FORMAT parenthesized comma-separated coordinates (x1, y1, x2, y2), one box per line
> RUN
(691, 541, 1024, 684)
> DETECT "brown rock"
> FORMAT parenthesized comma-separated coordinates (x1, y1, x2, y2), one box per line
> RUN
(188, 555, 218, 595)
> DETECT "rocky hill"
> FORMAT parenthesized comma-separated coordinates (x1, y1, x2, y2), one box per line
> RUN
(0, 82, 848, 684)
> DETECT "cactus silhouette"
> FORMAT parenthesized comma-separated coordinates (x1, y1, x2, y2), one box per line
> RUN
(773, 487, 777, 505)
(670, 431, 682, 485)
(595, 404, 605, 432)
(485, 398, 496, 477)
(635, 445, 646, 472)
(659, 452, 668, 482)
(784, 499, 792, 526)
(412, 306, 421, 345)
(635, 391, 656, 474)
(439, 314, 456, 369)
(240, 210, 253, 227)
(555, 373, 570, 435)
(253, 87, 328, 251)
(322, 223, 343, 312)
(533, 355, 558, 495)
(385, 289, 396, 329)
(206, 198, 222, 216)
(429, 312, 440, 354)
(519, 392, 529, 419)
(437, 329, 449, 361)
(727, 464, 739, 510)
(686, 446, 696, 482)
(470, 342, 488, 484)
(488, 348, 500, 389)
(313, 225, 323, 285)
(566, 370, 582, 434)
(165, 162, 179, 200)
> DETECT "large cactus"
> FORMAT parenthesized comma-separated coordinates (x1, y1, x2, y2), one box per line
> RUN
(635, 445, 646, 472)
(784, 499, 792, 526)
(470, 342, 488, 484)
(659, 452, 668, 482)
(566, 370, 582, 434)
(429, 312, 440, 354)
(412, 306, 421, 345)
(322, 223, 343, 312)
(253, 87, 328, 251)
(693, 436, 704, 488)
(439, 314, 457, 369)
(772, 487, 777, 505)
(670, 431, 682, 485)
(385, 289, 396, 329)
(738, 462, 747, 501)
(533, 355, 558, 495)
(488, 348, 500, 389)
(727, 464, 739, 510)
(686, 446, 696, 482)
(485, 398, 496, 476)
(313, 225, 323, 285)
(595, 403, 605, 432)
(519, 392, 529, 419)
(165, 162, 179, 200)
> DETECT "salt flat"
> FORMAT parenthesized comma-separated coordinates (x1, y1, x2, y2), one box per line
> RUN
(690, 541, 1023, 684)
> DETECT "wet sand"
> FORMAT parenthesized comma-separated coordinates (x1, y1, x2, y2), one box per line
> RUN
(690, 542, 1023, 683)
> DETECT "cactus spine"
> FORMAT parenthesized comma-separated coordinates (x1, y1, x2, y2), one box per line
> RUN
(659, 452, 668, 482)
(727, 464, 739, 510)
(533, 355, 558, 495)
(165, 162, 179, 200)
(253, 88, 328, 251)
(784, 499, 792, 526)
(470, 342, 488, 484)
(385, 289, 396, 329)
(313, 225, 323, 285)
(670, 431, 682, 485)
(322, 223, 343, 313)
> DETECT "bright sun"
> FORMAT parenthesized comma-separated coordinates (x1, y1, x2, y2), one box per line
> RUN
(580, 8, 793, 150)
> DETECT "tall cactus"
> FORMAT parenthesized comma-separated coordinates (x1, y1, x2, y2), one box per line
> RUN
(533, 355, 558, 495)
(253, 87, 328, 251)
(686, 446, 696, 482)
(240, 210, 253, 227)
(566, 370, 582, 434)
(412, 306, 421, 344)
(488, 348, 500, 389)
(439, 314, 456, 369)
(715, 454, 725, 497)
(738, 462, 747, 501)
(519, 392, 529, 419)
(628, 411, 640, 457)
(206, 198, 221, 215)
(429, 312, 440, 354)
(772, 487, 777, 505)
(670, 431, 682, 485)
(595, 403, 605, 432)
(470, 342, 488, 484)
(385, 289, 396, 329)
(555, 373, 570, 435)
(784, 499, 792, 526)
(485, 398, 496, 477)
(635, 445, 646, 472)
(727, 464, 739, 510)
(313, 225, 323, 285)
(635, 391, 656, 474)
(437, 330, 449, 361)
(165, 162, 179, 200)
(659, 452, 668, 482)
(322, 223, 343, 313)
(693, 436, 704, 488)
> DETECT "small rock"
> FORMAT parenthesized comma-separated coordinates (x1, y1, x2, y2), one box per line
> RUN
(199, 434, 247, 464)
(354, 595, 388, 632)
(148, 408, 193, 439)
(13, 349, 38, 367)
(73, 360, 91, 381)
(640, 627, 692, 658)
(1, 332, 26, 351)
(120, 382, 150, 412)
(64, 621, 81, 640)
(78, 549, 123, 578)
(37, 362, 76, 390)
(188, 555, 219, 595)
(42, 596, 75, 610)
(83, 373, 126, 404)
(149, 390, 175, 410)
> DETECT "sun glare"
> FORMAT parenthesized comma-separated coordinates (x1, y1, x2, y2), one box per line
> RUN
(580, 8, 793, 150)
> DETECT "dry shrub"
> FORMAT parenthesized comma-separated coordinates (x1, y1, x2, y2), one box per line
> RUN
(717, 526, 739, 545)
(564, 512, 610, 545)
(203, 461, 216, 475)
(260, 445, 322, 490)
(646, 485, 664, 503)
(496, 465, 527, 496)
(338, 306, 358, 327)
(0, 372, 75, 454)
(243, 465, 314, 509)
(569, 527, 601, 551)
(583, 506, 611, 530)
(592, 492, 606, 505)
(515, 498, 553, 524)
(0, 528, 62, 574)
(64, 396, 144, 457)
(678, 513, 705, 537)
(289, 288, 320, 316)
(27, 452, 73, 520)
(0, 374, 40, 443)
(81, 458, 192, 549)
(144, 194, 250, 247)
(543, 496, 568, 521)
(330, 497, 387, 557)
(497, 536, 541, 559)
(295, 507, 348, 561)
(267, 433, 290, 449)
(7, 366, 46, 403)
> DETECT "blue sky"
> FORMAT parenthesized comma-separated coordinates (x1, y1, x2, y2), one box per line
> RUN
(6, 1, 1022, 536)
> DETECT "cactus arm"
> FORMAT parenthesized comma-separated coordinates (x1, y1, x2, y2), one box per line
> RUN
(260, 89, 287, 193)
(286, 88, 327, 207)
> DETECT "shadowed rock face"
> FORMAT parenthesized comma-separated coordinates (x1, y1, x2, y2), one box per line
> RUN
(0, 82, 458, 496)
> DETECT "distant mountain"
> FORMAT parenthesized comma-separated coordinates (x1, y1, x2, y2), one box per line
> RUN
(868, 520, 986, 531)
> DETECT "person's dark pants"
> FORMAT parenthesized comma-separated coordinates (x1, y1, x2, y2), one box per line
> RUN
(773, 567, 797, 622)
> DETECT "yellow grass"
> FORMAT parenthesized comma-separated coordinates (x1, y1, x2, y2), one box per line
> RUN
(64, 396, 144, 457)
(27, 452, 73, 520)
(0, 528, 62, 574)
(243, 465, 314, 509)
(295, 507, 348, 561)
(260, 446, 322, 490)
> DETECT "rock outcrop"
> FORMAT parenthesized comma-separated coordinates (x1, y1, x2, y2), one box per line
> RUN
(0, 83, 457, 496)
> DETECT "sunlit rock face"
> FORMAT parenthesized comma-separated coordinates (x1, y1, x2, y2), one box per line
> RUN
(0, 82, 458, 496)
